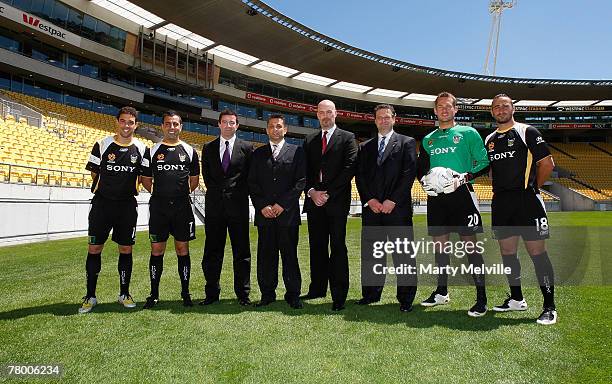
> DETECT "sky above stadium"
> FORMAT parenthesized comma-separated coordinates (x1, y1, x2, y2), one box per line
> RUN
(262, 0, 612, 80)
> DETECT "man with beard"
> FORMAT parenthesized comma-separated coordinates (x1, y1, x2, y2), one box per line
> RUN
(485, 94, 557, 325)
(302, 99, 358, 311)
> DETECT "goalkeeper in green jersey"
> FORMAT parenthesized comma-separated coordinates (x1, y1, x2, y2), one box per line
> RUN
(416, 92, 490, 317)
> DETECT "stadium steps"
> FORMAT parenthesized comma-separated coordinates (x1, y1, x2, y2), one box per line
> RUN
(589, 142, 612, 156)
(548, 143, 576, 159)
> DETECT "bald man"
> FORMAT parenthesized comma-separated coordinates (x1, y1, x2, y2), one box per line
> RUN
(302, 100, 358, 311)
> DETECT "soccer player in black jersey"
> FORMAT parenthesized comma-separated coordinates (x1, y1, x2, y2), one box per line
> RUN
(141, 111, 200, 308)
(486, 94, 557, 325)
(79, 106, 147, 314)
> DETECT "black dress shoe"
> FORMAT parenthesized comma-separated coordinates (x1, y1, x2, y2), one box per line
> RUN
(400, 303, 413, 312)
(198, 296, 219, 306)
(288, 299, 303, 309)
(331, 302, 345, 311)
(182, 293, 193, 307)
(357, 298, 378, 305)
(301, 293, 326, 300)
(255, 298, 276, 307)
(238, 297, 252, 306)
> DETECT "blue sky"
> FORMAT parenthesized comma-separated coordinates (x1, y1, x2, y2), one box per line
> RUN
(262, 0, 612, 80)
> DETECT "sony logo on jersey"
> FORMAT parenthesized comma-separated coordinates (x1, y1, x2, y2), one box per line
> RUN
(107, 165, 136, 172)
(430, 147, 457, 155)
(157, 164, 186, 171)
(489, 151, 516, 160)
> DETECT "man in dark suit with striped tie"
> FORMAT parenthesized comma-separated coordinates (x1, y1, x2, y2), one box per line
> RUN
(302, 99, 358, 311)
(355, 104, 418, 312)
(248, 114, 306, 309)
(200, 109, 254, 306)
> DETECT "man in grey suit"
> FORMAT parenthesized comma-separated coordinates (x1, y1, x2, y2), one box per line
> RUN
(248, 114, 306, 309)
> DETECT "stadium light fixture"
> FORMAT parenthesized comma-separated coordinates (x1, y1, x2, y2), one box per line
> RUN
(293, 73, 336, 86)
(208, 45, 259, 65)
(367, 88, 406, 98)
(594, 100, 612, 106)
(252, 61, 299, 77)
(552, 100, 599, 107)
(514, 100, 556, 106)
(403, 93, 437, 102)
(331, 82, 372, 93)
(91, 0, 163, 28)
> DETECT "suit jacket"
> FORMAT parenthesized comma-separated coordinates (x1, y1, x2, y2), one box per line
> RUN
(202, 137, 254, 220)
(356, 132, 417, 218)
(248, 142, 306, 227)
(302, 127, 358, 216)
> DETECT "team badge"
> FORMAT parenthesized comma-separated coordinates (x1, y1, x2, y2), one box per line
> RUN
(428, 139, 433, 146)
(179, 154, 186, 162)
(507, 138, 515, 147)
(157, 153, 165, 161)
(107, 153, 116, 162)
(488, 142, 495, 152)
(453, 135, 461, 144)
(130, 154, 138, 164)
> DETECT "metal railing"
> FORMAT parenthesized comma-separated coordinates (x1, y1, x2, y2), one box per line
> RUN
(0, 162, 91, 188)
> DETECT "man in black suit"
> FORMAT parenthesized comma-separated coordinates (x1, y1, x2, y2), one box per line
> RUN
(199, 109, 254, 306)
(302, 99, 358, 311)
(355, 104, 418, 312)
(248, 114, 306, 309)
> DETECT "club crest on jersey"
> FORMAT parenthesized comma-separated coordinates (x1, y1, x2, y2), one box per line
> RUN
(453, 135, 461, 144)
(507, 138, 515, 147)
(179, 154, 186, 162)
(107, 153, 116, 163)
(488, 142, 495, 152)
(130, 155, 138, 164)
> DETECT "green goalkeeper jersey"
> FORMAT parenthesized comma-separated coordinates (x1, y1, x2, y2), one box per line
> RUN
(417, 124, 489, 182)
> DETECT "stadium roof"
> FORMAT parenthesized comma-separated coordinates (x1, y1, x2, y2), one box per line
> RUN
(96, 0, 612, 103)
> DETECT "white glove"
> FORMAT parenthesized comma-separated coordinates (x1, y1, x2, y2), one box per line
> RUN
(421, 167, 448, 196)
(442, 169, 469, 194)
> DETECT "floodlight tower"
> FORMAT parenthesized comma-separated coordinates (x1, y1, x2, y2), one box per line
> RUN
(483, 0, 516, 76)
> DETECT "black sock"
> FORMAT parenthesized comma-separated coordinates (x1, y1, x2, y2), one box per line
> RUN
(118, 253, 133, 296)
(501, 253, 523, 300)
(530, 251, 555, 309)
(435, 252, 450, 295)
(467, 252, 486, 303)
(177, 253, 191, 296)
(149, 254, 164, 299)
(86, 253, 102, 298)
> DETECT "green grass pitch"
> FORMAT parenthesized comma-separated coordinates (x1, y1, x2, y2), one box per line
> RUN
(0, 212, 610, 383)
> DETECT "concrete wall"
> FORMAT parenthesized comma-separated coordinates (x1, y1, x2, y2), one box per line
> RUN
(546, 183, 596, 211)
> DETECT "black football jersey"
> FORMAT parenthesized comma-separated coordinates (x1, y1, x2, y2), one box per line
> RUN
(86, 136, 147, 199)
(143, 141, 200, 197)
(484, 123, 551, 193)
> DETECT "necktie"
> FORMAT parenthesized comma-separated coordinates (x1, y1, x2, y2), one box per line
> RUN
(272, 144, 279, 160)
(377, 136, 386, 165)
(320, 131, 328, 182)
(221, 140, 230, 174)
(321, 131, 328, 154)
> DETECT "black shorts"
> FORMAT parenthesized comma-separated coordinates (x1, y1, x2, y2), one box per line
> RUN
(427, 184, 483, 236)
(148, 196, 196, 243)
(492, 188, 549, 241)
(88, 195, 137, 246)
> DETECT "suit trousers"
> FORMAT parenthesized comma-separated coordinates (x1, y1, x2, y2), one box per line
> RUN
(256, 224, 301, 302)
(306, 208, 349, 305)
(202, 215, 251, 299)
(361, 208, 417, 305)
